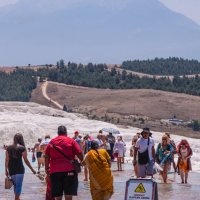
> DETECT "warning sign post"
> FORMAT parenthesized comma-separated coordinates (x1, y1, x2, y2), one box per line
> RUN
(124, 178, 158, 200)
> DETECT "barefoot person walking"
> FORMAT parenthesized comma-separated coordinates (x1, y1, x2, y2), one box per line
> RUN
(5, 133, 36, 200)
(45, 126, 83, 200)
(177, 139, 192, 184)
(82, 140, 113, 200)
(33, 137, 44, 173)
(133, 128, 155, 178)
(113, 136, 126, 171)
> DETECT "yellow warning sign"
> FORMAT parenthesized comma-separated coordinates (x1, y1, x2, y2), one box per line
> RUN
(134, 183, 146, 193)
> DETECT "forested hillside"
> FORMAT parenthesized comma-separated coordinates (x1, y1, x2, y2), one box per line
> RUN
(122, 57, 200, 75)
(1, 58, 200, 102)
(36, 61, 200, 96)
(0, 69, 37, 101)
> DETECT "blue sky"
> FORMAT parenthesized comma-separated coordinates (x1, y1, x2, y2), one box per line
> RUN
(159, 0, 200, 25)
(0, 0, 200, 25)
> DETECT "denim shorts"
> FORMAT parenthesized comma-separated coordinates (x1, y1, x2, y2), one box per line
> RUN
(138, 160, 154, 178)
(11, 174, 24, 196)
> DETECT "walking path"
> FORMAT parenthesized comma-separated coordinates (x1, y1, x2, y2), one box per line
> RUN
(41, 81, 63, 109)
(41, 81, 91, 110)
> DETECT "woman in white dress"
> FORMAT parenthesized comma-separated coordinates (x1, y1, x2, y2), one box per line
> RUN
(113, 136, 126, 171)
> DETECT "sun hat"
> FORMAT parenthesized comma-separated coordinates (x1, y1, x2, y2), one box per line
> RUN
(141, 127, 152, 137)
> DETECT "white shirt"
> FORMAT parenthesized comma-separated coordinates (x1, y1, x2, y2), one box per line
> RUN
(95, 139, 104, 149)
(135, 137, 155, 161)
(180, 147, 188, 159)
(114, 141, 126, 157)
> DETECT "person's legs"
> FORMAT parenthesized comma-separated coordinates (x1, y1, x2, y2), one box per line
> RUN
(119, 157, 122, 171)
(83, 166, 88, 181)
(117, 157, 120, 171)
(134, 164, 138, 177)
(110, 144, 114, 161)
(172, 155, 176, 172)
(137, 164, 146, 178)
(15, 195, 20, 200)
(37, 157, 42, 172)
(162, 163, 169, 183)
(185, 172, 188, 184)
(36, 152, 43, 172)
(41, 156, 45, 168)
(180, 170, 184, 183)
(50, 173, 64, 199)
(55, 197, 62, 200)
(122, 154, 124, 164)
(63, 171, 78, 197)
(11, 174, 24, 200)
(64, 195, 72, 200)
(46, 174, 55, 200)
(146, 160, 154, 177)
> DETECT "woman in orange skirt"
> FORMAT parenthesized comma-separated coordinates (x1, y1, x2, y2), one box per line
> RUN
(177, 139, 192, 184)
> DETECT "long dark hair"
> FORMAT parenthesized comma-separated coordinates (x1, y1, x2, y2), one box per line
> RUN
(13, 133, 25, 147)
(8, 133, 26, 158)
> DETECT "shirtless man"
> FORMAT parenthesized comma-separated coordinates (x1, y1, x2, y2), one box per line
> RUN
(40, 135, 51, 154)
(39, 134, 53, 199)
(33, 138, 44, 173)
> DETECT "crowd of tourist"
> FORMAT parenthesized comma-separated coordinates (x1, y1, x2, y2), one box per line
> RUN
(4, 126, 193, 200)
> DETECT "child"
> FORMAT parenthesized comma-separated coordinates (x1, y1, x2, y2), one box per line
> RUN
(113, 136, 126, 171)
(177, 139, 192, 184)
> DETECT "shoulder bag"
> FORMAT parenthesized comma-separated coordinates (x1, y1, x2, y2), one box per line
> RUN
(51, 143, 81, 173)
(138, 138, 150, 165)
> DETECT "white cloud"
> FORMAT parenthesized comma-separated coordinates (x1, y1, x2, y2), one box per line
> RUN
(0, 0, 19, 7)
(159, 0, 200, 25)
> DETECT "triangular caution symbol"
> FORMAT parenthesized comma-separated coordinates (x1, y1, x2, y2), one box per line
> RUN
(134, 183, 146, 193)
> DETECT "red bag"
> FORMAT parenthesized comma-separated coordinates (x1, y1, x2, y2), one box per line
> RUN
(113, 152, 118, 158)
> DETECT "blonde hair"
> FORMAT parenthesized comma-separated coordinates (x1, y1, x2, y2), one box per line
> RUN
(165, 132, 170, 138)
(132, 135, 138, 145)
(164, 133, 171, 144)
(162, 135, 168, 143)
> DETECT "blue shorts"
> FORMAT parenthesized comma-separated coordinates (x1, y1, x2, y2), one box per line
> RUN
(11, 174, 24, 196)
(138, 160, 154, 178)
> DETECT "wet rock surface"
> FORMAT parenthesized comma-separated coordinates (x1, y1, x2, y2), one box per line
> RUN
(1, 162, 200, 200)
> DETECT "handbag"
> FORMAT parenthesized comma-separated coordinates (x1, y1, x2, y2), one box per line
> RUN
(5, 177, 13, 189)
(71, 159, 81, 173)
(51, 143, 81, 173)
(113, 149, 118, 158)
(138, 138, 150, 165)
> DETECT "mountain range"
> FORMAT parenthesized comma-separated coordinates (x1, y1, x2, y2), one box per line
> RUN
(0, 0, 200, 66)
